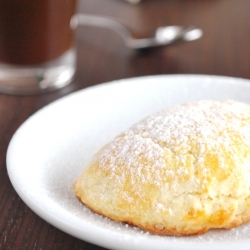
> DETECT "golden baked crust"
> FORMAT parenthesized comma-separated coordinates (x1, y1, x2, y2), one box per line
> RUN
(74, 100, 250, 236)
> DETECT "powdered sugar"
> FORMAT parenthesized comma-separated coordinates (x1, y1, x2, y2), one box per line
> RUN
(94, 100, 250, 199)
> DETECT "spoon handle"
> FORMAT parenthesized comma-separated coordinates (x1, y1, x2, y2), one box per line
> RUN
(71, 14, 132, 41)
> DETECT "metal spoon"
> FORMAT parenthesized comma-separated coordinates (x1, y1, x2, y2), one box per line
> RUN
(71, 14, 203, 50)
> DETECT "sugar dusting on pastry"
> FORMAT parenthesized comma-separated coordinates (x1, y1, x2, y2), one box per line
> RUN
(73, 100, 250, 236)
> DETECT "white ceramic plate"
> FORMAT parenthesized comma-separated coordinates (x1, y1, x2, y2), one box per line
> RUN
(7, 75, 250, 250)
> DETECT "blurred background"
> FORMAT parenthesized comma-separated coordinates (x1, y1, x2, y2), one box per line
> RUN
(1, 0, 250, 249)
(75, 0, 249, 90)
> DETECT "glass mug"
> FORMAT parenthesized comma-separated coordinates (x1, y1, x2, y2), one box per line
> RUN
(0, 0, 77, 95)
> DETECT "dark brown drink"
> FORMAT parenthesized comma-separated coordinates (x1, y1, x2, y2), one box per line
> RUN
(0, 0, 77, 65)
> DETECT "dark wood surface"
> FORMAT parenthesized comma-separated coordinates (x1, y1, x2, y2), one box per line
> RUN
(1, 0, 250, 249)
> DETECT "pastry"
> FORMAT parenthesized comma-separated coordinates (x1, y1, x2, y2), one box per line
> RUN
(73, 100, 250, 236)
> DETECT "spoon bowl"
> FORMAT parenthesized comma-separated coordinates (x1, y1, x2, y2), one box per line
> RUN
(71, 14, 203, 50)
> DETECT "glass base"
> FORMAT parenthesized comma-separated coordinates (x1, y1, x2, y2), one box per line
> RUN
(0, 48, 76, 95)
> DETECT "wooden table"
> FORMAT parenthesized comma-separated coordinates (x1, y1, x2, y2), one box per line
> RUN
(1, 0, 250, 249)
